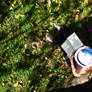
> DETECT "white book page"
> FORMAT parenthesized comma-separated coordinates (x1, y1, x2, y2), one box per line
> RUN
(67, 33, 83, 50)
(61, 40, 75, 56)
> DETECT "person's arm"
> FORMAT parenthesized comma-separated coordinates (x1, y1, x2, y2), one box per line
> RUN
(69, 55, 81, 77)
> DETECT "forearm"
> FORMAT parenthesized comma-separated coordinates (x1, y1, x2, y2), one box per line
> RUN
(70, 59, 81, 77)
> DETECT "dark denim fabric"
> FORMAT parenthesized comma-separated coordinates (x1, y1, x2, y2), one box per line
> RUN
(53, 28, 77, 67)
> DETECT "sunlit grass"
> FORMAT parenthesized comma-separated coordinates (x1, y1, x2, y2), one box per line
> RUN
(0, 0, 92, 91)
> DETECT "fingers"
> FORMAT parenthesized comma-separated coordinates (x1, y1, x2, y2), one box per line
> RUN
(68, 55, 74, 61)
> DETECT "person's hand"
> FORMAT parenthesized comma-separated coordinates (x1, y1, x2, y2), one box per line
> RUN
(68, 55, 74, 62)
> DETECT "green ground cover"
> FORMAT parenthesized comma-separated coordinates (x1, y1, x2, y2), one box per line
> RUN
(0, 0, 92, 92)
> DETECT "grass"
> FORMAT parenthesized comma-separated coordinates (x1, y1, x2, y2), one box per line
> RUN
(0, 0, 92, 92)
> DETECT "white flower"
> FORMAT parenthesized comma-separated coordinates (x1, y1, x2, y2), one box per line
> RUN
(10, 7, 13, 10)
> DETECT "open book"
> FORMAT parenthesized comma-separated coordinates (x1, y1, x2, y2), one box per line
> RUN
(61, 32, 83, 56)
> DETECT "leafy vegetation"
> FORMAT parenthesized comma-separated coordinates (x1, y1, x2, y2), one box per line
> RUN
(0, 0, 92, 92)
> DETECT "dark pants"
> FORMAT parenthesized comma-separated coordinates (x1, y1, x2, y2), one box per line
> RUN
(53, 28, 77, 67)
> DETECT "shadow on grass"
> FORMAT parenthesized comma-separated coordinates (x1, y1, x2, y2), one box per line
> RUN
(48, 78, 92, 92)
(0, 0, 14, 23)
(69, 16, 92, 47)
(0, 66, 12, 76)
